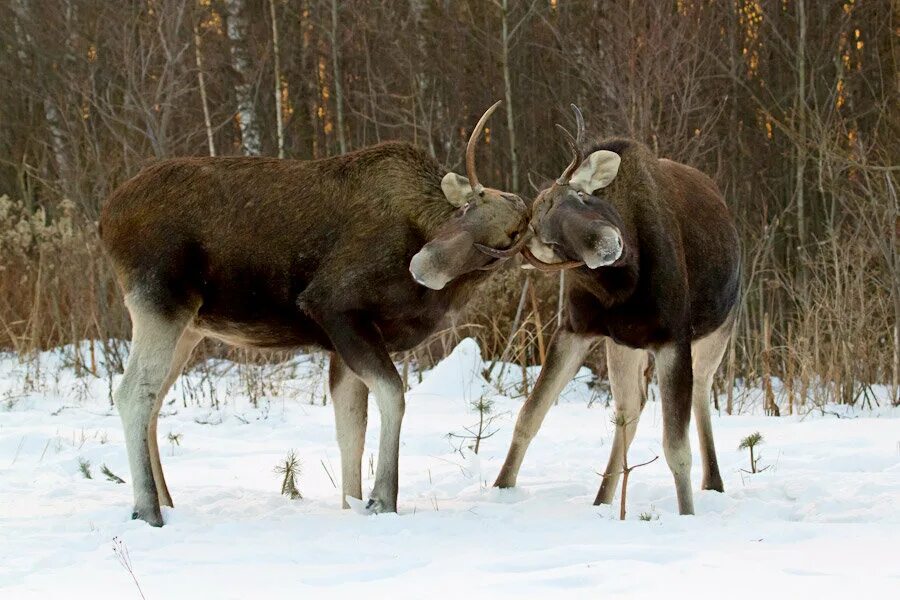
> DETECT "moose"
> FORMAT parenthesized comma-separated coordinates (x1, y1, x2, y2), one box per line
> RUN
(495, 106, 741, 515)
(100, 101, 530, 526)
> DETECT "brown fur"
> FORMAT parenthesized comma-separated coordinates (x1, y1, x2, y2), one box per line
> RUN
(101, 141, 527, 352)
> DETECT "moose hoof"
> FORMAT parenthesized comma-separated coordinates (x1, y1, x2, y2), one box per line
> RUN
(493, 470, 517, 489)
(702, 477, 725, 493)
(131, 506, 164, 527)
(345, 495, 395, 515)
(365, 495, 397, 514)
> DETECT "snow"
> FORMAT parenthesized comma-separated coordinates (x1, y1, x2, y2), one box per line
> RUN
(1, 341, 898, 599)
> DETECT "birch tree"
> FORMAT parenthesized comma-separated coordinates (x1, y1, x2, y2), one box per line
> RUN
(269, 0, 285, 158)
(225, 0, 262, 155)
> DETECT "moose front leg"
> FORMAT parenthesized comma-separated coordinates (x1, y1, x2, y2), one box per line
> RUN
(322, 315, 404, 513)
(495, 329, 593, 488)
(328, 354, 369, 509)
(655, 341, 695, 515)
(594, 340, 650, 505)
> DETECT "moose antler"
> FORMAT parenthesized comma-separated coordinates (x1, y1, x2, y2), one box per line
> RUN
(571, 103, 585, 147)
(474, 230, 533, 260)
(466, 100, 502, 195)
(521, 246, 584, 272)
(555, 104, 586, 185)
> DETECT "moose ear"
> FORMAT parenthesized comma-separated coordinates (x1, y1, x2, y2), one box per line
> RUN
(569, 150, 621, 194)
(441, 172, 473, 207)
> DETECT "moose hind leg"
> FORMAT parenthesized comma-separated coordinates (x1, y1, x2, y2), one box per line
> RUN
(148, 329, 203, 508)
(115, 297, 191, 526)
(691, 320, 731, 492)
(595, 340, 649, 505)
(329, 353, 369, 508)
(656, 342, 695, 515)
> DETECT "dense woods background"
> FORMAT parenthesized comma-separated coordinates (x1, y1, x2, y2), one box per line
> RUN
(0, 0, 896, 410)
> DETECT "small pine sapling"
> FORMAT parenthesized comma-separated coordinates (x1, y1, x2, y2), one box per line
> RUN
(446, 395, 502, 455)
(470, 396, 497, 455)
(167, 432, 182, 456)
(78, 457, 92, 479)
(738, 431, 768, 473)
(275, 451, 303, 499)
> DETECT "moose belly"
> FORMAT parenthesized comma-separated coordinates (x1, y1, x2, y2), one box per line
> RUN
(192, 313, 329, 350)
(193, 272, 329, 350)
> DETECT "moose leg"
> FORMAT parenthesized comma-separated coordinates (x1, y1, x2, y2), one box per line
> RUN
(323, 315, 404, 513)
(328, 353, 369, 509)
(494, 329, 593, 488)
(594, 340, 649, 505)
(656, 341, 695, 515)
(148, 329, 203, 508)
(115, 297, 193, 526)
(691, 320, 731, 492)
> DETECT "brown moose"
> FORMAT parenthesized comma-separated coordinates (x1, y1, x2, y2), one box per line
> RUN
(495, 106, 741, 515)
(101, 102, 529, 526)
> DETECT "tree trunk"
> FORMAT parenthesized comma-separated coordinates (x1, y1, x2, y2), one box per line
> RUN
(225, 0, 262, 156)
(794, 0, 807, 268)
(330, 0, 347, 154)
(500, 0, 519, 192)
(269, 0, 285, 158)
(194, 25, 216, 157)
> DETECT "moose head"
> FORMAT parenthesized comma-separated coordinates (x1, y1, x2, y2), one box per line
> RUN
(409, 101, 530, 290)
(523, 105, 627, 272)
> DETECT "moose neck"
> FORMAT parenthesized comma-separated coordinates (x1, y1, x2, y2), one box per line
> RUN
(413, 200, 460, 242)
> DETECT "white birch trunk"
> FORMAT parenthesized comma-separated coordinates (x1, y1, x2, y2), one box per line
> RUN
(225, 0, 262, 156)
(194, 26, 216, 157)
(269, 0, 285, 159)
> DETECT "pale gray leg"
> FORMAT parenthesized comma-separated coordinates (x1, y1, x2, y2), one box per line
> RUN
(495, 329, 593, 488)
(148, 328, 203, 507)
(691, 320, 732, 492)
(115, 297, 193, 526)
(656, 342, 695, 515)
(321, 314, 404, 513)
(329, 353, 369, 509)
(594, 340, 649, 505)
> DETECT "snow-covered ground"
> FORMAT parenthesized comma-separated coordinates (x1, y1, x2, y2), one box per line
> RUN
(1, 340, 898, 599)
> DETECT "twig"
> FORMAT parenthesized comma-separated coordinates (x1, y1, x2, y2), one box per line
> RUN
(112, 537, 147, 600)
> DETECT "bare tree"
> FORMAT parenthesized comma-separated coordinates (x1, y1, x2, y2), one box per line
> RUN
(269, 0, 285, 158)
(330, 0, 346, 154)
(225, 0, 262, 155)
(194, 21, 216, 157)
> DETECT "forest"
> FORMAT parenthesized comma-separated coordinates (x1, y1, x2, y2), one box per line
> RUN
(1, 0, 897, 410)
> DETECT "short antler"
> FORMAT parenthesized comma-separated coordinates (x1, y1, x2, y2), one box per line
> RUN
(555, 124, 582, 185)
(466, 100, 502, 195)
(571, 104, 585, 147)
(474, 230, 533, 260)
(555, 105, 586, 186)
(521, 246, 584, 271)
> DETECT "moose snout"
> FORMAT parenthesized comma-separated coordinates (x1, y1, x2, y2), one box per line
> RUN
(409, 248, 450, 290)
(583, 224, 623, 269)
